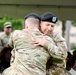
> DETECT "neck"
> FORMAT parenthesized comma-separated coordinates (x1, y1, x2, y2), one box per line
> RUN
(5, 32, 10, 35)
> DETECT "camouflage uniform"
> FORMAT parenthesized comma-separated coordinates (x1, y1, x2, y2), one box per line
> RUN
(0, 32, 11, 52)
(46, 32, 71, 75)
(2, 28, 67, 75)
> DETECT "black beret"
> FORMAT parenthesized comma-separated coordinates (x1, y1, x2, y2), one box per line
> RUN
(25, 13, 41, 20)
(41, 12, 58, 23)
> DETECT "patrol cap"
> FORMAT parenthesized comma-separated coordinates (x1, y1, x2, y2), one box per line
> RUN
(41, 12, 58, 23)
(4, 22, 12, 28)
(25, 13, 41, 20)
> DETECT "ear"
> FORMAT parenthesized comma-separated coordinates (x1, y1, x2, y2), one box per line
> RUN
(25, 25, 28, 29)
(39, 21, 42, 28)
(39, 21, 41, 30)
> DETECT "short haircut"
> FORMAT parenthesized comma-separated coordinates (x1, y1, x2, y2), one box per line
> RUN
(25, 17, 39, 27)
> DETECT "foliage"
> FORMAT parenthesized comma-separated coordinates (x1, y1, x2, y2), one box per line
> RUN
(11, 19, 23, 30)
(72, 20, 76, 26)
(0, 15, 24, 31)
(71, 44, 76, 51)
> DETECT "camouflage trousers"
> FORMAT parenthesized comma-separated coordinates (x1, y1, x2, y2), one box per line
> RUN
(46, 66, 71, 75)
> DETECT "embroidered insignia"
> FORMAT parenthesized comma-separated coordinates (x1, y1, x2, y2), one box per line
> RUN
(52, 17, 57, 22)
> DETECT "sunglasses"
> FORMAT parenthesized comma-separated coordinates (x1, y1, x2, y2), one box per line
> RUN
(6, 27, 12, 28)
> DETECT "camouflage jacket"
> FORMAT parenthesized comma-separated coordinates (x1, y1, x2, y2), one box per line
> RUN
(46, 32, 70, 75)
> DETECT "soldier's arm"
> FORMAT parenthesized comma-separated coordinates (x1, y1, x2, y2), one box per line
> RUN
(45, 33, 67, 60)
(32, 35, 67, 60)
(47, 42, 67, 60)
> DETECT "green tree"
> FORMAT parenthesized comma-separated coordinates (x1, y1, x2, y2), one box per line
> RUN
(0, 16, 23, 31)
(72, 20, 76, 26)
(71, 44, 76, 50)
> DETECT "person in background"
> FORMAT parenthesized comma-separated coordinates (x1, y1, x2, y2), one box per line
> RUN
(0, 47, 12, 73)
(69, 54, 76, 75)
(66, 51, 72, 71)
(73, 50, 76, 56)
(0, 22, 12, 53)
(32, 12, 70, 75)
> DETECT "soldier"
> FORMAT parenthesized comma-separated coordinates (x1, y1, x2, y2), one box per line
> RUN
(2, 13, 52, 75)
(32, 12, 71, 75)
(69, 54, 76, 75)
(0, 22, 12, 52)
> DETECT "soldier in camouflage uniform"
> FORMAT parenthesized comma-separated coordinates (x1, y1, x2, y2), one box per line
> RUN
(2, 13, 67, 75)
(0, 22, 12, 53)
(32, 12, 71, 75)
(2, 13, 52, 75)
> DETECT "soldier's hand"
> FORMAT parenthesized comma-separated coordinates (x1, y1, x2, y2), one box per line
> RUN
(31, 36, 50, 49)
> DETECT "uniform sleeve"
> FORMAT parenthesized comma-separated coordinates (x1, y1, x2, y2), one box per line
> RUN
(47, 33, 67, 60)
(48, 42, 67, 60)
